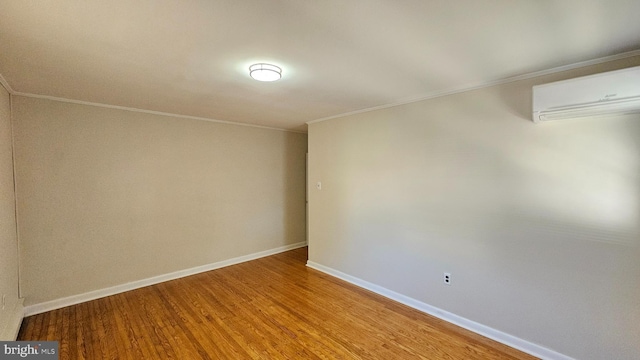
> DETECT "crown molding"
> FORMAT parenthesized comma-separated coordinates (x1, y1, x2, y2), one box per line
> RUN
(12, 91, 307, 134)
(5, 49, 640, 131)
(307, 49, 640, 125)
(0, 73, 15, 94)
(0, 72, 305, 134)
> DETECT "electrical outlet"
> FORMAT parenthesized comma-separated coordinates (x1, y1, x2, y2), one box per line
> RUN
(443, 272, 451, 285)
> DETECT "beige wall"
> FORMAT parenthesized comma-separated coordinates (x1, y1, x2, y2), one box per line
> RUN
(12, 97, 307, 306)
(0, 84, 20, 339)
(308, 57, 640, 360)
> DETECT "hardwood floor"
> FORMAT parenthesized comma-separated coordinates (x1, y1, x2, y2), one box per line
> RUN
(18, 247, 537, 359)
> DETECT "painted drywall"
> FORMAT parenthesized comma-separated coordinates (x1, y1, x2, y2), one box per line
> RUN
(12, 96, 307, 306)
(308, 56, 640, 360)
(0, 83, 21, 339)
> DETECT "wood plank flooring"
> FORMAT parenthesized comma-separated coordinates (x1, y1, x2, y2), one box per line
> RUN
(18, 247, 537, 359)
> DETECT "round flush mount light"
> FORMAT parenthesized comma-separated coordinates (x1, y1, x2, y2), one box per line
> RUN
(249, 63, 282, 82)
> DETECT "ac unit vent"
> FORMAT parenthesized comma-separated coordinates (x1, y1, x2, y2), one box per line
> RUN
(532, 66, 640, 123)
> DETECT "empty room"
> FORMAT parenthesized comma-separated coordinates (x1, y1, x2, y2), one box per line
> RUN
(1, 1, 639, 359)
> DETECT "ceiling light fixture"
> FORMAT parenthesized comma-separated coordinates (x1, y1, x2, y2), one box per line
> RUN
(249, 63, 282, 82)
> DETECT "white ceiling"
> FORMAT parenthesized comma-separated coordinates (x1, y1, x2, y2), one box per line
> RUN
(1, 1, 639, 132)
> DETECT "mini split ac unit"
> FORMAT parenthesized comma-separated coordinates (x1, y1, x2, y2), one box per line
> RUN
(532, 65, 640, 123)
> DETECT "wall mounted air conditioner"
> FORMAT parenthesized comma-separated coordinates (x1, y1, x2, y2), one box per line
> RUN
(532, 65, 640, 123)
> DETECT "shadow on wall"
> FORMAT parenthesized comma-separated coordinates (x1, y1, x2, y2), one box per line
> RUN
(283, 133, 308, 248)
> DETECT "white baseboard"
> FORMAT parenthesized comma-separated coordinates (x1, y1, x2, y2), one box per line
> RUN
(306, 261, 573, 360)
(0, 298, 24, 340)
(24, 242, 307, 317)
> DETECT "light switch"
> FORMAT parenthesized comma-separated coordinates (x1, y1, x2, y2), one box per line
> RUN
(316, 181, 322, 190)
